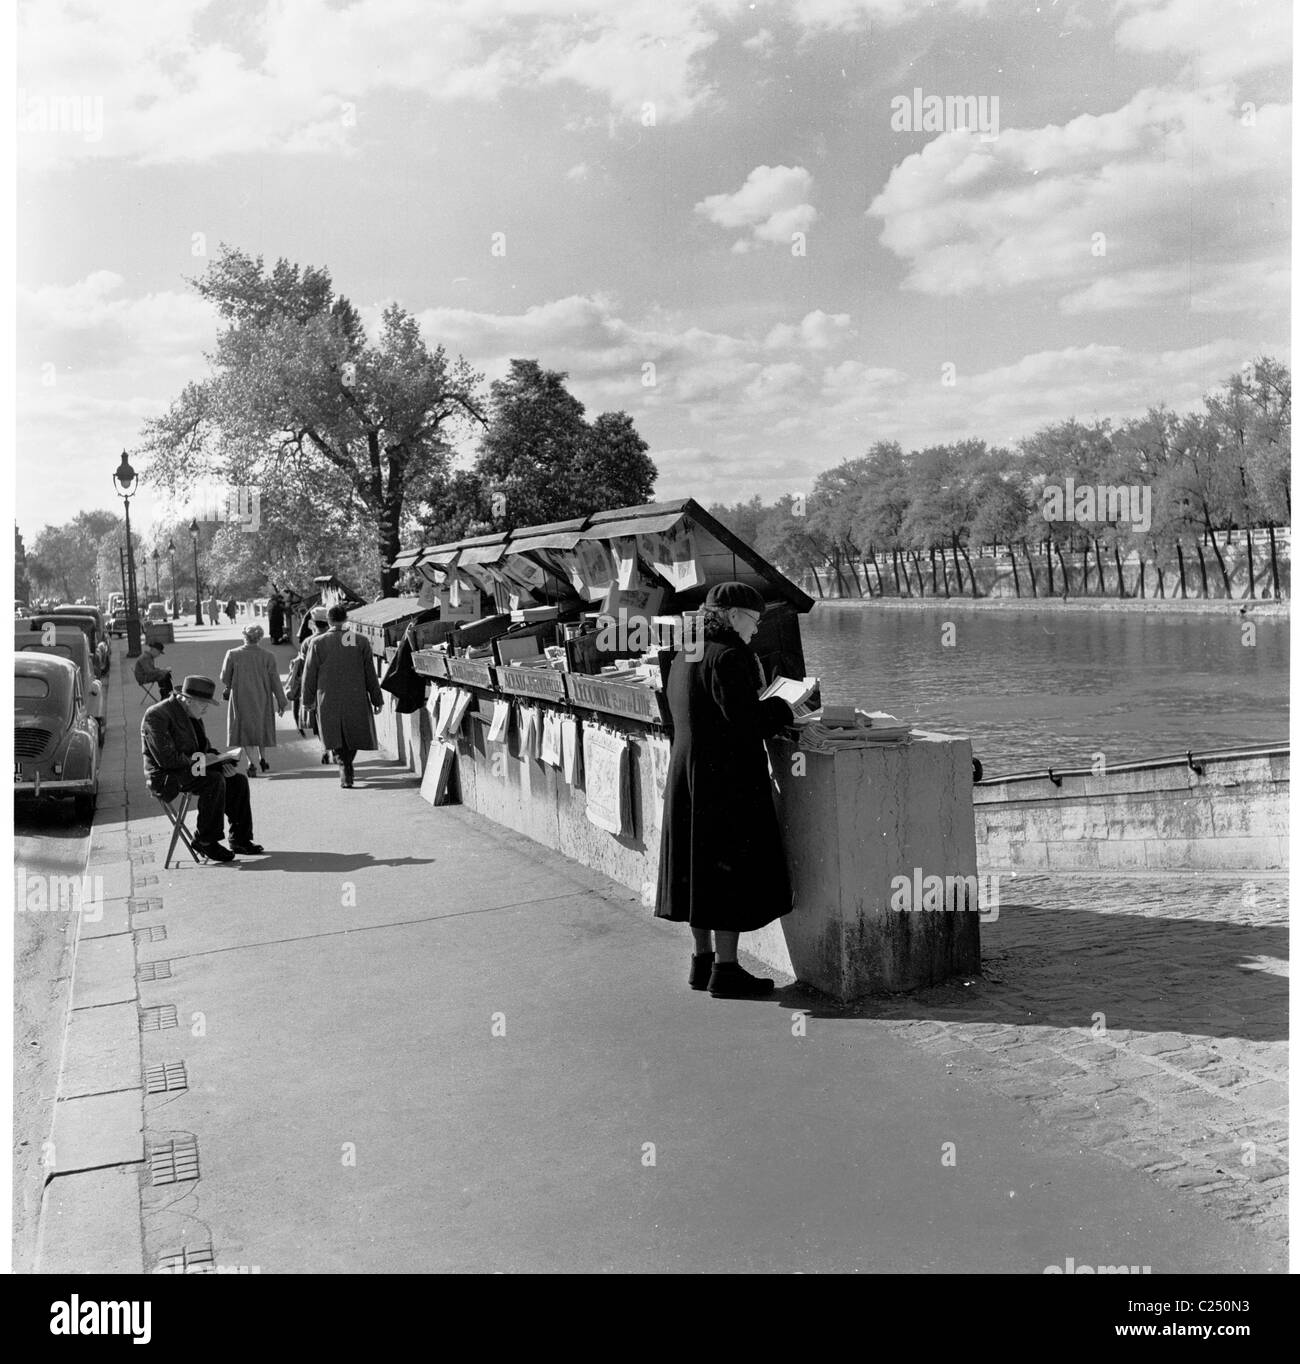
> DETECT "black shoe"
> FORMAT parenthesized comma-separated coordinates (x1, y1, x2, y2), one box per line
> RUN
(708, 961, 775, 998)
(192, 839, 236, 863)
(340, 766, 354, 788)
(247, 763, 257, 778)
(259, 758, 270, 772)
(229, 839, 264, 855)
(689, 952, 714, 990)
(321, 752, 331, 764)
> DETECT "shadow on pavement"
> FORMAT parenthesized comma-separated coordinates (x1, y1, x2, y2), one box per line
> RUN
(231, 851, 436, 872)
(767, 903, 1288, 1044)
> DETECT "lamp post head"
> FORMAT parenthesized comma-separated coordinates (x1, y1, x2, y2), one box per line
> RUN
(189, 518, 199, 541)
(113, 451, 137, 496)
(168, 538, 176, 553)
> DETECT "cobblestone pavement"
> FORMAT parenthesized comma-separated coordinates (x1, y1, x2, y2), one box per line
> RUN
(803, 873, 1289, 1248)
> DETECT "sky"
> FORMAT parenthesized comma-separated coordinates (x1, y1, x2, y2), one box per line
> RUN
(12, 0, 1293, 543)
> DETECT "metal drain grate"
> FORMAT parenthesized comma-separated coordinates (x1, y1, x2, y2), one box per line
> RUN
(149, 1136, 199, 1185)
(138, 960, 173, 982)
(135, 874, 159, 888)
(140, 1004, 178, 1031)
(154, 1243, 215, 1274)
(144, 1060, 188, 1095)
(128, 897, 163, 913)
(135, 925, 168, 943)
(130, 834, 156, 848)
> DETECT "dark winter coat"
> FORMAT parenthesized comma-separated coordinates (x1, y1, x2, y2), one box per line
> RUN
(654, 626, 795, 932)
(301, 624, 384, 751)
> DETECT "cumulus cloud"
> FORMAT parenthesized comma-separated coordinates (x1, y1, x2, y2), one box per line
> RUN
(764, 310, 852, 351)
(16, 0, 739, 166)
(695, 165, 818, 251)
(1115, 0, 1291, 82)
(866, 85, 1289, 317)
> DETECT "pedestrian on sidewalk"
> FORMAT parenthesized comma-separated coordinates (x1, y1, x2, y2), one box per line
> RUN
(225, 596, 238, 623)
(287, 612, 330, 757)
(220, 624, 288, 777)
(268, 592, 286, 645)
(141, 674, 264, 861)
(654, 581, 796, 999)
(302, 605, 384, 788)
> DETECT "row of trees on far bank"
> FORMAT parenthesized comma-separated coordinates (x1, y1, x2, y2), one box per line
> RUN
(710, 357, 1290, 601)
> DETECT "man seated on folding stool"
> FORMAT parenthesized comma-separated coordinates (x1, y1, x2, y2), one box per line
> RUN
(134, 640, 173, 698)
(141, 674, 265, 862)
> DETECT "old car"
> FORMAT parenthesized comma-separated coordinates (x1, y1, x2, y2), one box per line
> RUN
(14, 622, 106, 747)
(145, 601, 168, 623)
(46, 607, 111, 676)
(14, 653, 100, 819)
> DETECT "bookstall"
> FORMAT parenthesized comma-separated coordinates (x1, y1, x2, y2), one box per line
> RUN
(382, 497, 979, 1000)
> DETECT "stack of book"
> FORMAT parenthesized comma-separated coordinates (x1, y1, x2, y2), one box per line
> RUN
(794, 705, 912, 752)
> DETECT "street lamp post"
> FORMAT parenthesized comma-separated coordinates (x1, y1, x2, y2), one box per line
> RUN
(113, 451, 143, 658)
(190, 519, 204, 626)
(168, 538, 178, 618)
(152, 549, 160, 608)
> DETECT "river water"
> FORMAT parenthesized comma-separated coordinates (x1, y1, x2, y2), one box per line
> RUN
(799, 605, 1289, 778)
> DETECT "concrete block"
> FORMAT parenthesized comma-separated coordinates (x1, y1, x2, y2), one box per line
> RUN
(62, 1003, 141, 1098)
(79, 896, 130, 939)
(35, 1166, 144, 1274)
(71, 934, 137, 1010)
(50, 1090, 144, 1173)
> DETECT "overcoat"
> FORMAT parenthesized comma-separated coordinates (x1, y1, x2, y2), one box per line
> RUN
(301, 625, 384, 751)
(220, 642, 287, 747)
(141, 695, 217, 799)
(654, 626, 795, 932)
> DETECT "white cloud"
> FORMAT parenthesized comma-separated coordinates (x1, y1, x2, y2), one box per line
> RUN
(1115, 0, 1291, 82)
(565, 162, 591, 182)
(764, 310, 853, 350)
(866, 85, 1290, 316)
(741, 28, 775, 55)
(696, 164, 818, 250)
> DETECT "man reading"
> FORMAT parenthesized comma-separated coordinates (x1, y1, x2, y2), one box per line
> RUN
(133, 641, 173, 698)
(141, 674, 264, 862)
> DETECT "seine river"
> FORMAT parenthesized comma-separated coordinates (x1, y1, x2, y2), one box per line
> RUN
(799, 605, 1290, 778)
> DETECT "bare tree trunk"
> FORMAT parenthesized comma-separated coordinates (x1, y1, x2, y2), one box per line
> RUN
(1021, 541, 1038, 597)
(890, 548, 903, 595)
(1055, 541, 1071, 596)
(1137, 557, 1145, 599)
(1081, 546, 1090, 595)
(1045, 540, 1055, 595)
(1204, 515, 1232, 596)
(808, 564, 825, 596)
(911, 550, 927, 597)
(1244, 526, 1256, 599)
(1007, 544, 1021, 597)
(1094, 538, 1107, 595)
(960, 540, 979, 597)
(1195, 540, 1209, 597)
(949, 533, 964, 594)
(1113, 545, 1126, 598)
(928, 546, 938, 595)
(938, 547, 951, 598)
(1155, 564, 1165, 597)
(1176, 541, 1187, 598)
(1267, 523, 1280, 599)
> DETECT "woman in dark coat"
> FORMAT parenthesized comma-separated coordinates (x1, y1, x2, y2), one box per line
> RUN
(654, 581, 795, 998)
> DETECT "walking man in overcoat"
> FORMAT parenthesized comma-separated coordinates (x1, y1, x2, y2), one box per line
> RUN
(301, 605, 384, 787)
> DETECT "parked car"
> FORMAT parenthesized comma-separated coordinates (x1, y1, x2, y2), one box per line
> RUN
(145, 601, 168, 624)
(14, 622, 105, 747)
(110, 608, 130, 637)
(14, 653, 100, 819)
(45, 607, 111, 676)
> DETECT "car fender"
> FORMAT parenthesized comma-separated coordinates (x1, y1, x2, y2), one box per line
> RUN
(61, 727, 97, 783)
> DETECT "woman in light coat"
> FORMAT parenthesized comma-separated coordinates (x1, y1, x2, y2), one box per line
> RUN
(220, 624, 288, 777)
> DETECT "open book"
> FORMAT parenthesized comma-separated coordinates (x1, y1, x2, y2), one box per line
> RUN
(207, 748, 243, 769)
(760, 675, 819, 712)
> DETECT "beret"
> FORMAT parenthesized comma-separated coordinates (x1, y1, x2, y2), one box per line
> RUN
(704, 581, 764, 612)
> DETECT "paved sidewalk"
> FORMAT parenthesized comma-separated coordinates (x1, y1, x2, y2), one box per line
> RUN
(35, 623, 1288, 1273)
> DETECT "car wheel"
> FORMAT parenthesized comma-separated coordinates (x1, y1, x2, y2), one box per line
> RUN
(74, 792, 97, 820)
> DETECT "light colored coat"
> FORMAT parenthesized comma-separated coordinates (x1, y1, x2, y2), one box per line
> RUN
(302, 625, 383, 751)
(220, 642, 287, 747)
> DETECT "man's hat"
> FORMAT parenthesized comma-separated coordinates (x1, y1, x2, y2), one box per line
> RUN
(179, 675, 217, 701)
(704, 581, 764, 613)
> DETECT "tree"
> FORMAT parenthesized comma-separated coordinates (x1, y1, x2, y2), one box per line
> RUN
(140, 245, 486, 597)
(28, 511, 122, 603)
(474, 360, 656, 530)
(15, 524, 30, 604)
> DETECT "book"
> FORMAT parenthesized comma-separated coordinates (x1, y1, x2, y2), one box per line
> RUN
(760, 675, 819, 710)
